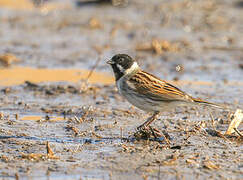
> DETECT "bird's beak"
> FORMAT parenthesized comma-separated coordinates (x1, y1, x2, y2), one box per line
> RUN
(106, 59, 114, 64)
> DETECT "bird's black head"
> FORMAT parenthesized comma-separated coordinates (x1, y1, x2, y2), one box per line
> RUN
(107, 54, 139, 81)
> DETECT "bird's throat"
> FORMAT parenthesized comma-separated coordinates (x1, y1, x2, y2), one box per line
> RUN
(111, 62, 140, 81)
(111, 64, 124, 81)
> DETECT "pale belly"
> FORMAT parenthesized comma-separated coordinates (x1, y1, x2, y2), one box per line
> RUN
(123, 92, 163, 112)
(122, 92, 190, 112)
(116, 77, 190, 112)
(116, 78, 165, 112)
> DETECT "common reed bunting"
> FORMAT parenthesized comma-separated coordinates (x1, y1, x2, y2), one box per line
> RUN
(107, 54, 222, 129)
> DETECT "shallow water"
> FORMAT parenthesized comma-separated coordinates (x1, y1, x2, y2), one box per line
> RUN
(0, 66, 113, 86)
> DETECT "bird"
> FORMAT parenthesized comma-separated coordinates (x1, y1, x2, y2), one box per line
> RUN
(106, 54, 223, 130)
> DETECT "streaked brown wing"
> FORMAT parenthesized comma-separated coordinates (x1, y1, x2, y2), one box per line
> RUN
(128, 71, 193, 102)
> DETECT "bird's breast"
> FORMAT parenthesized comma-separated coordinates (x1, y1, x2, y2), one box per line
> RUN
(116, 78, 163, 112)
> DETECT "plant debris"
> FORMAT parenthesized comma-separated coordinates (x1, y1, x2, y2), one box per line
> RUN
(0, 53, 20, 67)
(20, 141, 58, 161)
(135, 39, 181, 55)
(203, 160, 220, 170)
(225, 109, 242, 136)
(89, 17, 103, 29)
(133, 126, 168, 142)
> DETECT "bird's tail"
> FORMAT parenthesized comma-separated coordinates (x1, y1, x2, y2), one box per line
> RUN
(192, 97, 226, 109)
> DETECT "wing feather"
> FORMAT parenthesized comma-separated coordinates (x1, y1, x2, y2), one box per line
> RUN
(128, 71, 193, 102)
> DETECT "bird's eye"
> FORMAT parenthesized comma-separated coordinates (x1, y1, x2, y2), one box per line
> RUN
(119, 58, 123, 63)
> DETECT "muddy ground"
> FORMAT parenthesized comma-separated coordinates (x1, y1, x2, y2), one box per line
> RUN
(0, 0, 242, 179)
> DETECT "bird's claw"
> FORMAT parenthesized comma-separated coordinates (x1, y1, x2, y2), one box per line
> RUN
(136, 124, 147, 131)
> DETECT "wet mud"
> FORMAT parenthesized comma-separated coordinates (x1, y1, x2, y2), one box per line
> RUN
(0, 0, 242, 179)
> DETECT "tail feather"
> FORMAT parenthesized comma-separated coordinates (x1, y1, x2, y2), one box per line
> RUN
(192, 97, 226, 109)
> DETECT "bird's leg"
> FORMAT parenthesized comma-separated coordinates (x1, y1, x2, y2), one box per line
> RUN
(137, 111, 160, 130)
(149, 126, 163, 138)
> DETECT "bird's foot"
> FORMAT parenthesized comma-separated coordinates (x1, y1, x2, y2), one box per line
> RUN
(134, 125, 164, 140)
(149, 126, 163, 138)
(136, 124, 146, 131)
